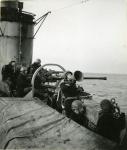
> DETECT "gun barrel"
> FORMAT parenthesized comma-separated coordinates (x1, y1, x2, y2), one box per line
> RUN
(84, 77, 107, 80)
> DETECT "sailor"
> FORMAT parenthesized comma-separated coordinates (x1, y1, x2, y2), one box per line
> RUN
(60, 71, 79, 98)
(96, 99, 121, 143)
(1, 60, 18, 93)
(64, 100, 87, 126)
(27, 58, 41, 74)
(74, 70, 92, 98)
(57, 71, 89, 112)
(60, 71, 91, 98)
(34, 71, 56, 104)
(16, 67, 31, 97)
(1, 60, 16, 81)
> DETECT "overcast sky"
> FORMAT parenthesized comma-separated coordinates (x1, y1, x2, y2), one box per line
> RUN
(24, 0, 127, 74)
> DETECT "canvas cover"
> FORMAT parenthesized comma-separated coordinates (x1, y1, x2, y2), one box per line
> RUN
(0, 97, 117, 149)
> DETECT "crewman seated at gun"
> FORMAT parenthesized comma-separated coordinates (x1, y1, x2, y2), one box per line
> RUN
(64, 99, 88, 127)
(96, 99, 125, 143)
(60, 71, 80, 98)
(34, 74, 47, 100)
(60, 71, 91, 98)
(57, 71, 91, 115)
(73, 70, 92, 98)
(34, 71, 56, 103)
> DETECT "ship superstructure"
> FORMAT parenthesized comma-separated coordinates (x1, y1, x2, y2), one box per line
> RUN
(0, 0, 35, 79)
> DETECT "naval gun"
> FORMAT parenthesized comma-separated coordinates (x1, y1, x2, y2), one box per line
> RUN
(0, 65, 119, 150)
(0, 68, 127, 149)
(29, 63, 127, 146)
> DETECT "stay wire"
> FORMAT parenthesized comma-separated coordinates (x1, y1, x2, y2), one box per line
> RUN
(0, 22, 8, 36)
(33, 13, 50, 38)
(33, 0, 90, 38)
(35, 12, 51, 26)
(35, 16, 45, 26)
(0, 26, 3, 36)
(3, 22, 8, 35)
(35, 12, 50, 23)
(51, 0, 90, 13)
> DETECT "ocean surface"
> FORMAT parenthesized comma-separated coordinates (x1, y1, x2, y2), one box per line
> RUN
(81, 73, 127, 107)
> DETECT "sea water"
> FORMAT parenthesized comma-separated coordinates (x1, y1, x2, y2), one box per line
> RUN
(81, 73, 127, 106)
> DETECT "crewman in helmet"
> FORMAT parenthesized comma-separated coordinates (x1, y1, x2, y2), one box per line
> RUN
(27, 58, 41, 74)
(60, 71, 79, 98)
(60, 71, 91, 98)
(64, 100, 87, 126)
(97, 99, 122, 143)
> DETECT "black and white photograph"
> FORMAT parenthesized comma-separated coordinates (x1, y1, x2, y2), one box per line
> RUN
(0, 0, 127, 149)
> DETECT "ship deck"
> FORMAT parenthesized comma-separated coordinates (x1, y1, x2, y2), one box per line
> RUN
(0, 97, 119, 150)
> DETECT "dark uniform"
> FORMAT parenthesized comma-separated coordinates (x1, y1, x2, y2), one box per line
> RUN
(64, 100, 87, 127)
(27, 62, 41, 75)
(97, 99, 121, 143)
(1, 61, 18, 94)
(2, 61, 16, 81)
(70, 110, 87, 126)
(97, 111, 121, 143)
(60, 79, 80, 98)
(16, 70, 30, 97)
(60, 79, 91, 98)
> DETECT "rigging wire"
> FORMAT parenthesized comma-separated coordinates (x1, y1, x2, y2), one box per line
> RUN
(0, 27, 3, 36)
(3, 22, 8, 36)
(0, 22, 8, 44)
(51, 0, 90, 13)
(0, 22, 8, 36)
(35, 11, 51, 26)
(33, 0, 90, 38)
(33, 12, 51, 38)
